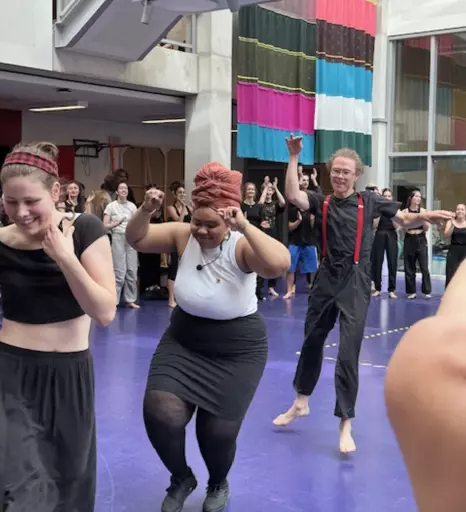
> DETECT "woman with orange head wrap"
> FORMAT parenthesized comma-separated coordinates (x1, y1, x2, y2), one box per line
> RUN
(126, 162, 290, 512)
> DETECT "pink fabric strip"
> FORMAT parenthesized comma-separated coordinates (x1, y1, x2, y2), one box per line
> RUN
(236, 82, 316, 135)
(316, 0, 377, 37)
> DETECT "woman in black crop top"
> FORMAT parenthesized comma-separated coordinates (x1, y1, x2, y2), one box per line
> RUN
(402, 190, 432, 298)
(0, 142, 116, 511)
(166, 181, 192, 308)
(444, 203, 466, 287)
(371, 188, 399, 298)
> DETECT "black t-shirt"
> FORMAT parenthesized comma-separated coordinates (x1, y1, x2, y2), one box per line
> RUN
(377, 215, 396, 232)
(305, 190, 401, 273)
(261, 200, 285, 238)
(288, 205, 316, 247)
(241, 202, 262, 228)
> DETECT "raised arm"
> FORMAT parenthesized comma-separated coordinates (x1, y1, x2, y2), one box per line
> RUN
(126, 188, 189, 253)
(285, 135, 310, 211)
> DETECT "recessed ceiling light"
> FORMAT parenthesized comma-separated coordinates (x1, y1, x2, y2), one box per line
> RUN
(29, 100, 88, 113)
(142, 117, 186, 124)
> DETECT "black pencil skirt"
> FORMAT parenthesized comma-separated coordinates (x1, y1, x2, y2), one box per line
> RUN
(146, 307, 268, 420)
(0, 342, 96, 512)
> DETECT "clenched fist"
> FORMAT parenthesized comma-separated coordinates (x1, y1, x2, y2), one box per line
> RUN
(142, 188, 165, 214)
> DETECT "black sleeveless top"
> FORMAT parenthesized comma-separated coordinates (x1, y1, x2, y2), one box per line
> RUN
(171, 205, 191, 223)
(451, 225, 466, 246)
(406, 208, 424, 234)
(0, 214, 107, 324)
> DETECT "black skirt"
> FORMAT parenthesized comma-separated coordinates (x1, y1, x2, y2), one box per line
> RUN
(0, 342, 96, 512)
(146, 307, 268, 420)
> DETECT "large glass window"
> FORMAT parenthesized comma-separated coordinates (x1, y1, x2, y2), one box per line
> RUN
(435, 34, 466, 150)
(391, 156, 428, 270)
(393, 38, 431, 152)
(432, 155, 466, 275)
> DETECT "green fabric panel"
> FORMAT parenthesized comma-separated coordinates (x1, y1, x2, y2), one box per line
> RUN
(238, 5, 316, 57)
(236, 39, 315, 95)
(315, 130, 372, 166)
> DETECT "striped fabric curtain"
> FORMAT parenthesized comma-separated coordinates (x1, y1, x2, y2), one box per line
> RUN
(314, 0, 377, 165)
(236, 5, 316, 164)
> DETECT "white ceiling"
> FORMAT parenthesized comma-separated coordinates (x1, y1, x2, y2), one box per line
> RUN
(0, 70, 185, 125)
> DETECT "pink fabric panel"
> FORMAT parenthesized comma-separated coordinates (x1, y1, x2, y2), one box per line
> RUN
(236, 82, 316, 134)
(316, 0, 377, 37)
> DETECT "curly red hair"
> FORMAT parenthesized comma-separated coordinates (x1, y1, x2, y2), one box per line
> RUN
(191, 162, 243, 210)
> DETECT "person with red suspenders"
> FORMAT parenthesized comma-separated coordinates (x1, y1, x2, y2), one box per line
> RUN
(273, 135, 454, 453)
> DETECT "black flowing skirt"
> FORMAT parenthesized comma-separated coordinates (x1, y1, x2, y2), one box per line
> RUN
(0, 342, 96, 512)
(146, 307, 268, 420)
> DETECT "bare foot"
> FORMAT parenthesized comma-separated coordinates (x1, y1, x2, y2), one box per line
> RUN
(168, 301, 177, 309)
(389, 292, 397, 299)
(282, 292, 294, 300)
(339, 419, 356, 454)
(273, 401, 310, 426)
(269, 288, 279, 297)
(372, 290, 380, 297)
(127, 302, 140, 309)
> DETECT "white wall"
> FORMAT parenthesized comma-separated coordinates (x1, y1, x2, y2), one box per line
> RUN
(22, 112, 184, 190)
(388, 0, 466, 37)
(0, 0, 53, 69)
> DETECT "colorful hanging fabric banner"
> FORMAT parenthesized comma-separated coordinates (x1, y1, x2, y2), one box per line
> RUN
(314, 0, 377, 165)
(236, 5, 316, 164)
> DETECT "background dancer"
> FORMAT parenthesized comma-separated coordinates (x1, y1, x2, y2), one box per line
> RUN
(273, 135, 453, 453)
(444, 203, 466, 288)
(126, 163, 290, 512)
(371, 188, 399, 298)
(385, 257, 466, 512)
(0, 142, 115, 510)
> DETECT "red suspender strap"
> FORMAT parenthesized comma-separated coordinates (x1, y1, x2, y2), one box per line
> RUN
(321, 193, 365, 264)
(354, 194, 364, 264)
(321, 195, 331, 259)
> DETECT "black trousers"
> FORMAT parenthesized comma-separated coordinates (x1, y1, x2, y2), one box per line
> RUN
(404, 233, 431, 295)
(0, 343, 96, 512)
(293, 264, 371, 419)
(445, 245, 466, 288)
(371, 230, 398, 292)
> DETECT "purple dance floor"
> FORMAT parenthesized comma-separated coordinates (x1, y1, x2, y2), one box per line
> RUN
(92, 275, 444, 512)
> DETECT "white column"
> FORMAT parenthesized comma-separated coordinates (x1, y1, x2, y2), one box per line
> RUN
(184, 10, 233, 198)
(368, 0, 390, 189)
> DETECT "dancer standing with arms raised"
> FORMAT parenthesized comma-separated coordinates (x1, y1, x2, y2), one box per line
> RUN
(273, 135, 453, 453)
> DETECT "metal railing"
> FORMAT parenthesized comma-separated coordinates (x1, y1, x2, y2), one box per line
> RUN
(159, 15, 196, 53)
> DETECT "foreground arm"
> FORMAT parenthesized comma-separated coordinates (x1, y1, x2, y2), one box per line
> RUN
(385, 259, 466, 512)
(43, 218, 117, 326)
(393, 208, 454, 229)
(239, 223, 290, 278)
(126, 188, 188, 253)
(126, 206, 188, 253)
(219, 207, 290, 279)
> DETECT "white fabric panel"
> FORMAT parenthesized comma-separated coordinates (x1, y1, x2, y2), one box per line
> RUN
(314, 94, 372, 135)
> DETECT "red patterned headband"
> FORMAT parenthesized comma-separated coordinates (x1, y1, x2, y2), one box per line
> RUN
(2, 152, 59, 177)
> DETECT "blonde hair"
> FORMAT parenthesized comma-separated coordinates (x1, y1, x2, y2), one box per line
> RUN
(327, 148, 364, 176)
(1, 142, 59, 190)
(87, 190, 110, 221)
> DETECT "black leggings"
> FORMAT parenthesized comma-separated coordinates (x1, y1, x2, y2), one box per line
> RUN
(143, 390, 243, 486)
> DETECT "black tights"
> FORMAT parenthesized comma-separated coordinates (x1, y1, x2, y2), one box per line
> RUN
(143, 390, 243, 486)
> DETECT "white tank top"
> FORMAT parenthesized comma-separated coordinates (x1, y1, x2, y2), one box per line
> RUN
(174, 231, 258, 320)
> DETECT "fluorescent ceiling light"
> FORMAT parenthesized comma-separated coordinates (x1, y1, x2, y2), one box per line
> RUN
(29, 101, 88, 113)
(142, 118, 186, 124)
